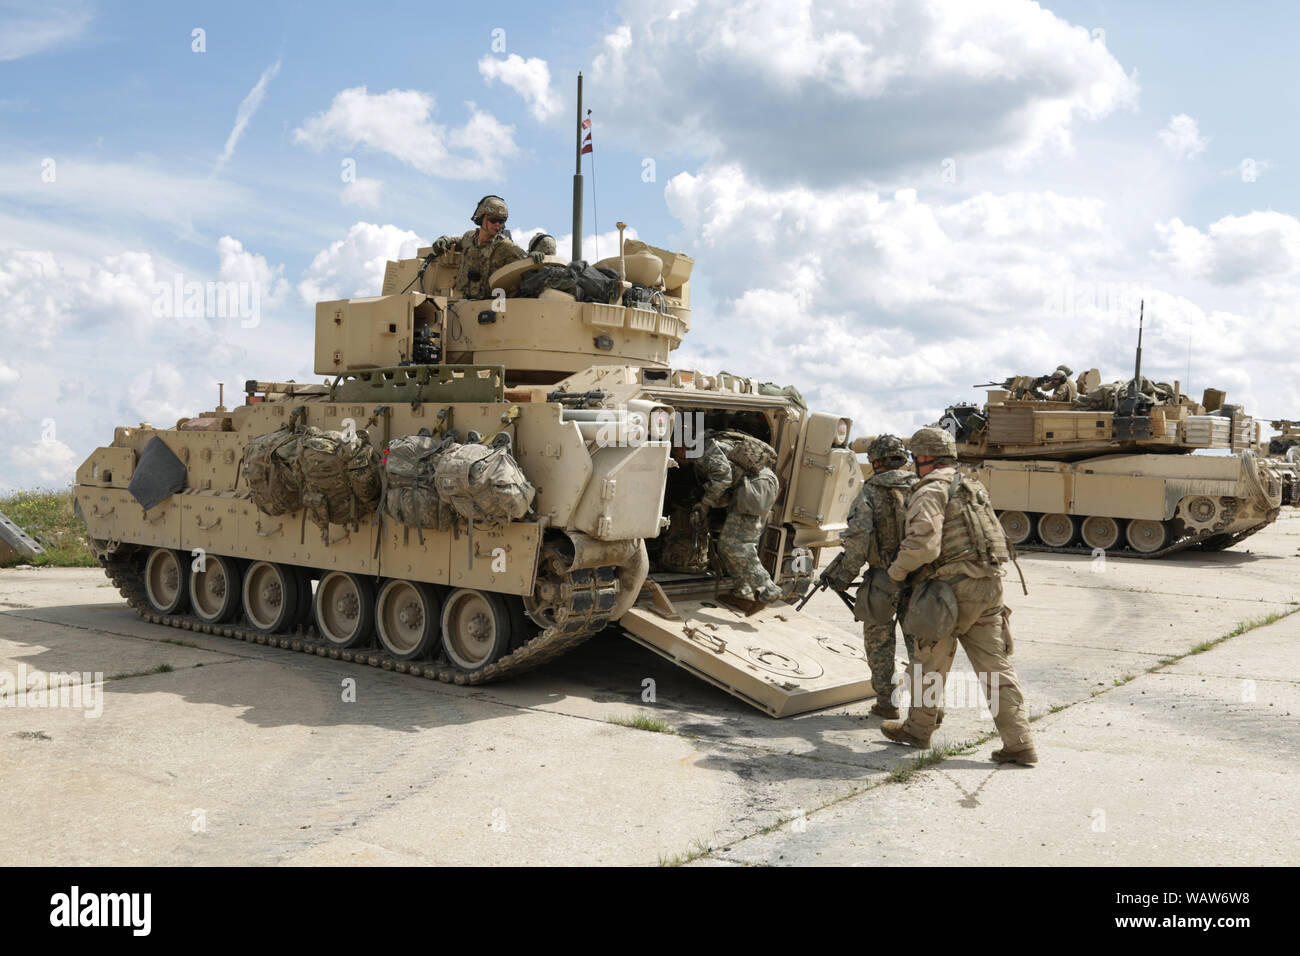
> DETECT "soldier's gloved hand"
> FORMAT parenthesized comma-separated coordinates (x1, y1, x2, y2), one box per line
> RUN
(883, 576, 904, 607)
(429, 236, 452, 257)
(528, 251, 546, 265)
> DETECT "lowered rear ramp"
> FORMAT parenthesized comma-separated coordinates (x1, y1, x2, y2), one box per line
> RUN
(620, 587, 875, 717)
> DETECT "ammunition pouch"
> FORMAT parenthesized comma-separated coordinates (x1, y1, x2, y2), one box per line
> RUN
(903, 578, 959, 646)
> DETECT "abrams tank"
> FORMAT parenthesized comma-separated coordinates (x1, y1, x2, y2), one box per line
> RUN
(74, 225, 872, 717)
(943, 357, 1285, 557)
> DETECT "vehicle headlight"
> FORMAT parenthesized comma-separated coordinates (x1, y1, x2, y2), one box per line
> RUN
(649, 407, 673, 440)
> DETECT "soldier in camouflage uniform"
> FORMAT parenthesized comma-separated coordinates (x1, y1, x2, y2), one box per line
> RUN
(820, 434, 917, 718)
(879, 426, 1036, 764)
(1030, 365, 1077, 402)
(528, 233, 557, 256)
(694, 431, 782, 603)
(429, 196, 544, 300)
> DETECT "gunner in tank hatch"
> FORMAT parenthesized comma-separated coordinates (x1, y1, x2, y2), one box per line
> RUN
(528, 233, 558, 257)
(1029, 365, 1077, 402)
(428, 196, 545, 300)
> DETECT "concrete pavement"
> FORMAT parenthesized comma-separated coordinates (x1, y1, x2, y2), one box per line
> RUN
(2, 511, 1298, 866)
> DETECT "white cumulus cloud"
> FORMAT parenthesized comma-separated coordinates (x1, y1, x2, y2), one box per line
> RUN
(1155, 211, 1300, 285)
(590, 0, 1138, 185)
(1158, 114, 1207, 162)
(298, 222, 422, 303)
(293, 87, 518, 180)
(478, 54, 561, 121)
(8, 438, 81, 488)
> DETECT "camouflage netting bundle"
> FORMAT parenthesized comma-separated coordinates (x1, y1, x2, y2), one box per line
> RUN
(298, 427, 383, 542)
(433, 433, 536, 529)
(244, 429, 304, 516)
(1075, 377, 1181, 411)
(383, 433, 458, 534)
(515, 261, 622, 303)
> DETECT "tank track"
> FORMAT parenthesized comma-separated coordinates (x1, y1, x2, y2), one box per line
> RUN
(1013, 521, 1272, 559)
(101, 546, 619, 685)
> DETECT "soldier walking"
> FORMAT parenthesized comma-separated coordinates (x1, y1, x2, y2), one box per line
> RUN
(880, 426, 1037, 765)
(819, 434, 917, 718)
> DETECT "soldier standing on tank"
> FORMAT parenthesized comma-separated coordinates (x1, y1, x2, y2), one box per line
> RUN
(1030, 365, 1077, 402)
(879, 426, 1037, 765)
(694, 432, 783, 604)
(428, 196, 544, 300)
(819, 434, 917, 718)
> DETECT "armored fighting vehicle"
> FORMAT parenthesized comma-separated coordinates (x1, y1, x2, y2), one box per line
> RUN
(941, 353, 1287, 556)
(75, 228, 872, 716)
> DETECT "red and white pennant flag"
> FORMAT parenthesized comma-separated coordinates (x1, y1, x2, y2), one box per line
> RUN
(581, 110, 593, 155)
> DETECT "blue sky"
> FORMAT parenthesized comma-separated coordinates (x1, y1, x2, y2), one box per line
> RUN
(3, 0, 1299, 489)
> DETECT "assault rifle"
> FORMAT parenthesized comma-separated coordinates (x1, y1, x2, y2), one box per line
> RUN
(796, 552, 857, 613)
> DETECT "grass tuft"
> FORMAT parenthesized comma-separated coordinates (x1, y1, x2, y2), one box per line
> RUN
(607, 714, 673, 734)
(0, 488, 96, 568)
(658, 838, 711, 867)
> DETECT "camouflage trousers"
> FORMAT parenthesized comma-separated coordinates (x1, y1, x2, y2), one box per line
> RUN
(863, 622, 915, 703)
(901, 575, 1033, 751)
(717, 511, 778, 599)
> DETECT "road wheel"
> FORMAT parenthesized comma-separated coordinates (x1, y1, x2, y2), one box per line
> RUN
(189, 554, 243, 624)
(144, 548, 189, 615)
(1036, 513, 1077, 548)
(1126, 519, 1169, 554)
(314, 571, 376, 648)
(441, 589, 512, 673)
(376, 579, 441, 660)
(998, 511, 1033, 546)
(242, 561, 300, 634)
(1080, 516, 1121, 551)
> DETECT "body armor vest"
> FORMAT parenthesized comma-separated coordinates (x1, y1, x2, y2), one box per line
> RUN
(915, 469, 1009, 574)
(865, 472, 912, 568)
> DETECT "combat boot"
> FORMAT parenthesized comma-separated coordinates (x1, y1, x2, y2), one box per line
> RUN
(870, 701, 900, 719)
(880, 721, 931, 749)
(754, 582, 782, 604)
(991, 746, 1038, 766)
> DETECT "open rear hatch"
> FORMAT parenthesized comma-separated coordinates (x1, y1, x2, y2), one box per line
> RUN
(620, 579, 875, 717)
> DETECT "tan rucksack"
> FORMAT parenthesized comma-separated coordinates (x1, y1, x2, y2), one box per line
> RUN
(244, 428, 304, 516)
(299, 426, 383, 542)
(433, 433, 535, 529)
(384, 433, 457, 535)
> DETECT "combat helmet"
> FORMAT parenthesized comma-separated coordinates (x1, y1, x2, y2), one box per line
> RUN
(867, 433, 907, 464)
(1053, 364, 1073, 379)
(528, 233, 557, 255)
(472, 195, 509, 225)
(909, 426, 956, 460)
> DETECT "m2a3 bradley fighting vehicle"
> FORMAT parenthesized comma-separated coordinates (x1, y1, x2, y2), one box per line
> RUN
(939, 309, 1289, 557)
(74, 217, 873, 717)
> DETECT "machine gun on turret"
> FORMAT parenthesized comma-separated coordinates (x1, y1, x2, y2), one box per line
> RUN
(970, 374, 1053, 400)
